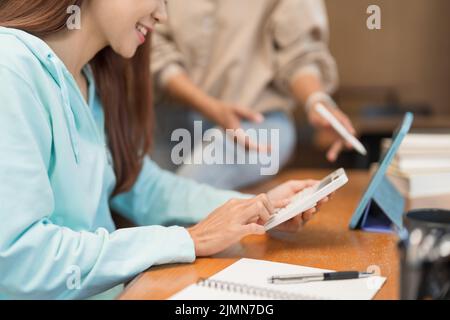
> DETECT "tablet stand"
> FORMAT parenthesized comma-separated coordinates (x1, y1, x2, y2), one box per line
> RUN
(358, 175, 405, 233)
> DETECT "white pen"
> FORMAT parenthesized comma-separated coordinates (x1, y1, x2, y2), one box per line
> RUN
(315, 103, 368, 156)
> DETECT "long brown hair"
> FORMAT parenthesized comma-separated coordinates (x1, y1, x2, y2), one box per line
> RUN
(0, 0, 153, 195)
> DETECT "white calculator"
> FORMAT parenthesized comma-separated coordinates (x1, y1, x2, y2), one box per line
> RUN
(264, 168, 349, 231)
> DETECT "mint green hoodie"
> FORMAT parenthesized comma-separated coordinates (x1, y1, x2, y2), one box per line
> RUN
(0, 27, 243, 300)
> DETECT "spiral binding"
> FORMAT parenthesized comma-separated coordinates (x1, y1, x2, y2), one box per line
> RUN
(196, 278, 321, 300)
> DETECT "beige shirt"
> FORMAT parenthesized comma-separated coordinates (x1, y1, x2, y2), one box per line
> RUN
(152, 0, 338, 113)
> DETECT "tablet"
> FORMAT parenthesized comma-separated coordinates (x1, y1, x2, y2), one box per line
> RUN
(349, 112, 414, 230)
(265, 168, 349, 231)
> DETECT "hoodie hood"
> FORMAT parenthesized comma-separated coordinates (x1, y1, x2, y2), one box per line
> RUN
(0, 27, 100, 163)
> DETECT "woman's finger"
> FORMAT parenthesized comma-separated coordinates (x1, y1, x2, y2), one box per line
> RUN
(292, 214, 303, 227)
(233, 105, 265, 123)
(327, 140, 344, 162)
(230, 129, 271, 153)
(240, 223, 266, 237)
(256, 194, 276, 215)
(318, 196, 329, 206)
(288, 180, 319, 194)
(302, 208, 317, 222)
(241, 198, 272, 224)
(330, 108, 356, 135)
(276, 215, 304, 233)
(273, 198, 291, 209)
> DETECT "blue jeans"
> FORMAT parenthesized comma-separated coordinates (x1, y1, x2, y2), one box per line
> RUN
(152, 104, 297, 190)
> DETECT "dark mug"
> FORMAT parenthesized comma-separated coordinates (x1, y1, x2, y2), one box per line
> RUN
(400, 209, 450, 300)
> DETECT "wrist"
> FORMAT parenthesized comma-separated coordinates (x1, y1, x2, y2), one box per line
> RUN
(197, 94, 219, 113)
(197, 97, 222, 121)
(187, 226, 202, 257)
(305, 92, 338, 114)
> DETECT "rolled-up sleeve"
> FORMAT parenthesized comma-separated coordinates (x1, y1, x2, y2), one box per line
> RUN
(271, 0, 339, 94)
(151, 24, 187, 88)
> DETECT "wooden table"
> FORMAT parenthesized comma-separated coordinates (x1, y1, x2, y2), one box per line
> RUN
(118, 169, 450, 300)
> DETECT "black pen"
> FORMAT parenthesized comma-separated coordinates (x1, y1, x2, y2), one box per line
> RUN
(268, 271, 374, 284)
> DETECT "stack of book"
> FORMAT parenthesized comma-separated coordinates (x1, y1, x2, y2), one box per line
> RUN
(383, 133, 450, 198)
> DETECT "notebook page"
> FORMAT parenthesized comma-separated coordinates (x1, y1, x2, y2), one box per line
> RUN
(170, 258, 386, 300)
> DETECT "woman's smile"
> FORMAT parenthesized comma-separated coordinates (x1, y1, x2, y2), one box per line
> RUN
(136, 22, 152, 44)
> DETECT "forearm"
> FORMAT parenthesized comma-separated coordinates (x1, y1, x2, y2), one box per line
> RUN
(289, 72, 324, 108)
(111, 158, 249, 227)
(0, 220, 195, 299)
(165, 73, 218, 120)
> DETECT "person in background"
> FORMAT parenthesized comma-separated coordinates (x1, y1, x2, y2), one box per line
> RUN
(0, 0, 329, 300)
(151, 0, 357, 190)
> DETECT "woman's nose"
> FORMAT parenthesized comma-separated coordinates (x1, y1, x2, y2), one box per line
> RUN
(152, 1, 168, 24)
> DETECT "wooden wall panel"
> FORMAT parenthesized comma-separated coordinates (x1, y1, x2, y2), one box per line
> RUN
(324, 0, 450, 115)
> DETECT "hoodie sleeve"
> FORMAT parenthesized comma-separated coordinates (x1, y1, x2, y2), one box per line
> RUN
(110, 158, 249, 227)
(0, 66, 196, 300)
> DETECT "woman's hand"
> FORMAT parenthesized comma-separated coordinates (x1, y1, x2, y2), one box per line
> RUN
(187, 180, 332, 257)
(165, 74, 269, 152)
(187, 195, 286, 257)
(308, 103, 357, 162)
(207, 100, 271, 152)
(267, 180, 331, 232)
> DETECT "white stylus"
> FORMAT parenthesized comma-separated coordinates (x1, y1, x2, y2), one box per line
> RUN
(315, 103, 367, 156)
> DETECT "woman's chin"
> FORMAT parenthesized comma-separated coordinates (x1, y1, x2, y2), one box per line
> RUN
(121, 48, 138, 59)
(112, 43, 138, 59)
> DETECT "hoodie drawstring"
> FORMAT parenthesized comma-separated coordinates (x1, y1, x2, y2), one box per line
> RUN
(48, 53, 80, 164)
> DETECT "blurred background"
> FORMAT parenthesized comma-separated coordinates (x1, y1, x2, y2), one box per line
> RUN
(292, 0, 450, 170)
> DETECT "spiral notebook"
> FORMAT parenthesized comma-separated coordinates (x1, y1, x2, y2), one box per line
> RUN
(169, 258, 386, 300)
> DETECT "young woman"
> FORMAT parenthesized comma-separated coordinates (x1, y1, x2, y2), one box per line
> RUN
(0, 0, 328, 299)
